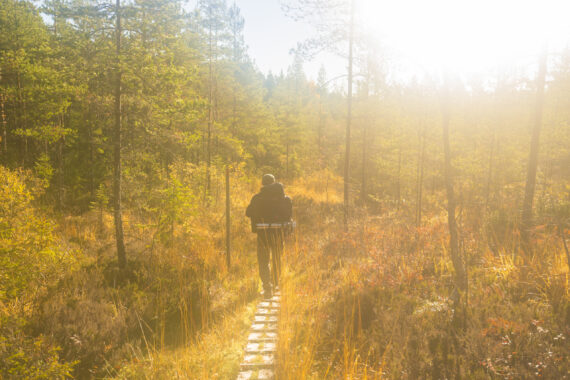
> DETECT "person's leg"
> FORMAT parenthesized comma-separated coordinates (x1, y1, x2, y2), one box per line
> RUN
(257, 231, 272, 296)
(270, 229, 283, 289)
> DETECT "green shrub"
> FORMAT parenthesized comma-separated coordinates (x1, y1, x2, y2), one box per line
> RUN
(0, 166, 76, 378)
(0, 314, 75, 379)
(0, 166, 73, 302)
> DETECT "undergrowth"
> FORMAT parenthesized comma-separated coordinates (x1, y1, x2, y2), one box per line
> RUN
(2, 165, 568, 379)
(1, 164, 261, 379)
(277, 182, 569, 379)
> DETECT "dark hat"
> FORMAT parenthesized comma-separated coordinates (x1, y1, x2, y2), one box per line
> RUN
(262, 173, 275, 186)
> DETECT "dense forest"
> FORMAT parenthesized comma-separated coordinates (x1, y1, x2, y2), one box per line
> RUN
(1, 0, 569, 378)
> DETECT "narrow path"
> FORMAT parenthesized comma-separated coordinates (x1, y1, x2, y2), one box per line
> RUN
(236, 291, 281, 380)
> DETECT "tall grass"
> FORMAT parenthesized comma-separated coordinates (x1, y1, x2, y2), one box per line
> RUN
(276, 181, 569, 379)
(30, 165, 265, 378)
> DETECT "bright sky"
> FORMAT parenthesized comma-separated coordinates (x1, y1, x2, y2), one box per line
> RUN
(361, 0, 570, 79)
(189, 0, 570, 83)
(235, 0, 345, 80)
(188, 0, 346, 82)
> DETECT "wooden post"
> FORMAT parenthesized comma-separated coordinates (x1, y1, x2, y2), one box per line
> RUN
(225, 165, 231, 269)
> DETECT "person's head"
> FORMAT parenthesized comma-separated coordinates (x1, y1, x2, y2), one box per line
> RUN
(262, 173, 275, 186)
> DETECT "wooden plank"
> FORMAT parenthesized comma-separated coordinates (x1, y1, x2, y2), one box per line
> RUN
(237, 369, 275, 380)
(251, 323, 277, 331)
(258, 301, 280, 309)
(245, 342, 277, 354)
(247, 332, 278, 342)
(254, 315, 278, 323)
(237, 294, 281, 379)
(255, 308, 279, 316)
(241, 354, 275, 369)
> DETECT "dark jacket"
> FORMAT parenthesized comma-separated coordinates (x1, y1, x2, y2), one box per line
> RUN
(246, 182, 292, 232)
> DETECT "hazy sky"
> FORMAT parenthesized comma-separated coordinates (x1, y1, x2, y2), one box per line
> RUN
(188, 0, 570, 84)
(189, 0, 346, 82)
(236, 0, 344, 80)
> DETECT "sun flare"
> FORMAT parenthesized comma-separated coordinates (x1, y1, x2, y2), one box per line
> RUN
(359, 0, 570, 76)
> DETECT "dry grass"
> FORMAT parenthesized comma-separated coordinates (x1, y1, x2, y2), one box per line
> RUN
(275, 196, 569, 379)
(113, 300, 258, 379)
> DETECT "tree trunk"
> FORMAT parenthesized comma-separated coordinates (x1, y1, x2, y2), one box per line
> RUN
(442, 79, 467, 293)
(58, 133, 65, 208)
(361, 122, 367, 202)
(416, 126, 426, 227)
(343, 0, 354, 230)
(114, 0, 127, 270)
(206, 21, 213, 196)
(17, 72, 28, 166)
(0, 67, 6, 158)
(396, 139, 401, 210)
(0, 93, 6, 157)
(286, 141, 289, 178)
(88, 112, 95, 199)
(225, 165, 231, 269)
(484, 131, 495, 210)
(521, 46, 548, 251)
(361, 77, 369, 203)
(318, 99, 323, 166)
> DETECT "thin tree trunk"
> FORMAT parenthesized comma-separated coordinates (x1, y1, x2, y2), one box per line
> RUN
(415, 131, 421, 221)
(17, 72, 28, 166)
(58, 132, 65, 208)
(442, 79, 467, 293)
(232, 83, 237, 142)
(343, 0, 354, 230)
(88, 113, 95, 199)
(318, 99, 323, 165)
(114, 0, 127, 270)
(207, 20, 213, 196)
(416, 126, 426, 226)
(361, 77, 369, 203)
(484, 131, 495, 210)
(0, 94, 6, 157)
(286, 141, 289, 178)
(225, 165, 231, 269)
(0, 67, 7, 157)
(521, 46, 548, 252)
(560, 224, 570, 270)
(396, 143, 401, 210)
(361, 122, 367, 202)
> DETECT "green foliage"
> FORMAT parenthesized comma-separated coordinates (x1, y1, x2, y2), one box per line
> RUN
(0, 166, 72, 302)
(0, 315, 75, 379)
(0, 166, 76, 378)
(34, 153, 54, 188)
(1, 0, 569, 377)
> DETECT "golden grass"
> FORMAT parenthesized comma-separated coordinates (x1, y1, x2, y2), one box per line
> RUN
(275, 205, 569, 379)
(114, 301, 258, 379)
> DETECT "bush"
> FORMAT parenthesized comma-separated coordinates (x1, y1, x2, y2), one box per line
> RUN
(0, 314, 75, 379)
(0, 166, 73, 302)
(0, 166, 76, 378)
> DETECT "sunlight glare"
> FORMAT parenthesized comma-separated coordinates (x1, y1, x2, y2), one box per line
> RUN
(359, 0, 570, 76)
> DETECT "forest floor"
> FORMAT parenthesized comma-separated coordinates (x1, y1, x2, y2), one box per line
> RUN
(2, 168, 568, 379)
(115, 298, 259, 379)
(84, 185, 570, 379)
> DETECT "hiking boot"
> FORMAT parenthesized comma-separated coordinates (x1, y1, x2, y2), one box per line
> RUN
(263, 287, 272, 300)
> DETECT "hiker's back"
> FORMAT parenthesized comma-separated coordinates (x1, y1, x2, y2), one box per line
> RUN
(256, 182, 290, 223)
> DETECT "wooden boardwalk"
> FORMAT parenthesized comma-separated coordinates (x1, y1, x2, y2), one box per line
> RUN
(236, 292, 281, 380)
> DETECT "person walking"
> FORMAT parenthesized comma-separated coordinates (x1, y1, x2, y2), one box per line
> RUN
(246, 174, 292, 299)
